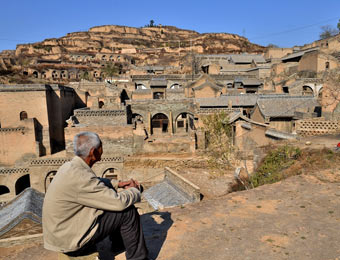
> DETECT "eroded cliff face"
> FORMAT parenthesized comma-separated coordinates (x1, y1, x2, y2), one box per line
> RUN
(16, 25, 264, 56)
(0, 25, 265, 83)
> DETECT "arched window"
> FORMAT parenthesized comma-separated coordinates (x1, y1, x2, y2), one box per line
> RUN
(20, 111, 28, 121)
(302, 86, 314, 96)
(99, 101, 104, 109)
(102, 168, 118, 180)
(32, 71, 39, 78)
(0, 185, 10, 195)
(170, 83, 182, 89)
(15, 174, 30, 195)
(227, 83, 233, 89)
(44, 171, 57, 192)
(136, 84, 147, 90)
(325, 62, 330, 70)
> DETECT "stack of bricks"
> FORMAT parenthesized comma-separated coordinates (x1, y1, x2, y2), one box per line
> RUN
(296, 119, 340, 136)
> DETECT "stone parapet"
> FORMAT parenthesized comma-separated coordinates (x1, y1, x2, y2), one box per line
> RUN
(30, 157, 123, 166)
(74, 109, 126, 117)
(197, 107, 236, 114)
(30, 158, 71, 166)
(296, 119, 340, 136)
(164, 167, 200, 202)
(0, 127, 25, 133)
(0, 168, 29, 175)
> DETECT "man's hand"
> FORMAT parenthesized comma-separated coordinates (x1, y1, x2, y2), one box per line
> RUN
(118, 179, 140, 190)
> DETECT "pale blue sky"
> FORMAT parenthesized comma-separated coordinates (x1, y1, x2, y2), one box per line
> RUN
(1, 0, 339, 51)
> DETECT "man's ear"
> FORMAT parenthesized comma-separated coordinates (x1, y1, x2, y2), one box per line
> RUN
(88, 147, 96, 159)
(93, 148, 101, 160)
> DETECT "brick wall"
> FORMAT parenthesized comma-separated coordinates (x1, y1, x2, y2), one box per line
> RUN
(296, 119, 340, 136)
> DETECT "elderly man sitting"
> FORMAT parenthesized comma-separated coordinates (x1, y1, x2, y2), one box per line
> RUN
(42, 131, 148, 260)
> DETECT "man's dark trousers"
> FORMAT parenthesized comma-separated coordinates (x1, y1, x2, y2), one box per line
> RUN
(66, 205, 148, 260)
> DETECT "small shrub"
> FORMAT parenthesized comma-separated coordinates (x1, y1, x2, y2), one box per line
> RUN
(250, 145, 301, 188)
(201, 111, 233, 173)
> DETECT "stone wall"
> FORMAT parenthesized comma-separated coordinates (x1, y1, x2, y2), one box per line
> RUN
(73, 108, 127, 126)
(0, 156, 124, 204)
(0, 119, 38, 166)
(295, 118, 340, 136)
(65, 124, 135, 156)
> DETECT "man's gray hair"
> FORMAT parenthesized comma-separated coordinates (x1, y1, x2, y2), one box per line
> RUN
(73, 132, 101, 158)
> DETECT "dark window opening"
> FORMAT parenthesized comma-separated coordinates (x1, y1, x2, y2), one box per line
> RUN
(15, 174, 30, 195)
(153, 92, 164, 99)
(325, 62, 330, 70)
(20, 111, 28, 120)
(0, 185, 10, 195)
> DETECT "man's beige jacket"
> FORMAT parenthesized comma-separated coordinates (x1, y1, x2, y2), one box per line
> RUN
(42, 156, 141, 252)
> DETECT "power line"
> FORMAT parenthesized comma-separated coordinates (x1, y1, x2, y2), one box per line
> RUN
(249, 17, 339, 41)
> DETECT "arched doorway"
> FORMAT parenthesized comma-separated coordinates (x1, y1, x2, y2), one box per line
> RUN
(20, 111, 28, 120)
(0, 185, 10, 195)
(152, 113, 169, 134)
(102, 168, 118, 180)
(44, 171, 57, 192)
(302, 86, 314, 96)
(15, 174, 30, 195)
(175, 112, 195, 133)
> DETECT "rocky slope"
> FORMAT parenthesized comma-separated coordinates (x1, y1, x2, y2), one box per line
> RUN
(15, 25, 264, 57)
(0, 25, 265, 84)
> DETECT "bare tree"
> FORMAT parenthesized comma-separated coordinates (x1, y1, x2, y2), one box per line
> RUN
(320, 25, 338, 40)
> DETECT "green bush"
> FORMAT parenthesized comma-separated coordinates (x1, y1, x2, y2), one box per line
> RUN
(250, 145, 301, 187)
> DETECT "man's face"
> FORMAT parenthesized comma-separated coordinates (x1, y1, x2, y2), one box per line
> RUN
(93, 144, 103, 162)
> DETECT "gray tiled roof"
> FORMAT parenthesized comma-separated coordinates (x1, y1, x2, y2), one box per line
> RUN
(193, 82, 221, 91)
(229, 54, 266, 64)
(0, 188, 44, 237)
(234, 78, 263, 86)
(281, 47, 319, 61)
(257, 96, 320, 117)
(265, 129, 298, 140)
(197, 94, 258, 107)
